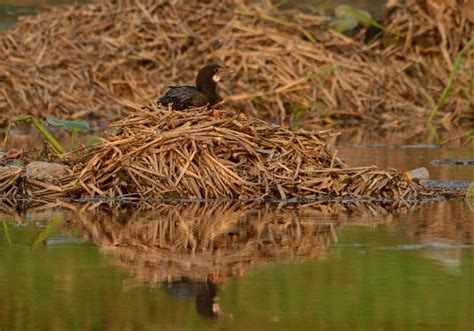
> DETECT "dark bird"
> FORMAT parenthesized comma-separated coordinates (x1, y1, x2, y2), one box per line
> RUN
(157, 64, 234, 110)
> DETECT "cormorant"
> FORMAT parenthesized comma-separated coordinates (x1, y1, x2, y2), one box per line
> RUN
(157, 64, 234, 110)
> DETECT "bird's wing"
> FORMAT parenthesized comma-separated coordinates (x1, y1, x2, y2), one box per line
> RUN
(158, 86, 208, 110)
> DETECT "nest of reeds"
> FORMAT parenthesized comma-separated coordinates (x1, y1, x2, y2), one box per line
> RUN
(0, 166, 23, 199)
(24, 104, 420, 201)
(0, 0, 472, 135)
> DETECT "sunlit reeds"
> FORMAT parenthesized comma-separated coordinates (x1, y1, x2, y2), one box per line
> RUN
(0, 0, 472, 134)
(37, 105, 422, 200)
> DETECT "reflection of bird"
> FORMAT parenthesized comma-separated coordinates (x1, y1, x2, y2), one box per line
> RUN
(158, 64, 234, 110)
(161, 279, 233, 320)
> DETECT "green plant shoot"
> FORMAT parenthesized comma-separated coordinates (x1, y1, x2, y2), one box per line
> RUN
(2, 115, 66, 157)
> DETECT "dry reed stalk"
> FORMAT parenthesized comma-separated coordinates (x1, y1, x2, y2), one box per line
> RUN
(0, 166, 23, 198)
(7, 104, 421, 201)
(0, 0, 472, 135)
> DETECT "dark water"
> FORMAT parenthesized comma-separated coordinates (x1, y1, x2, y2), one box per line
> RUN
(0, 0, 88, 30)
(1, 200, 473, 330)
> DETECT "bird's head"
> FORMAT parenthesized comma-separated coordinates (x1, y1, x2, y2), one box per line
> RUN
(196, 64, 234, 89)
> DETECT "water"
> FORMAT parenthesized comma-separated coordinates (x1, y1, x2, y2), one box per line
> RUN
(0, 0, 87, 31)
(1, 200, 473, 330)
(337, 144, 474, 181)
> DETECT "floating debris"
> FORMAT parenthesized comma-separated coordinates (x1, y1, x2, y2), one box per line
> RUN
(420, 180, 472, 191)
(431, 159, 474, 166)
(403, 167, 430, 181)
(378, 243, 474, 250)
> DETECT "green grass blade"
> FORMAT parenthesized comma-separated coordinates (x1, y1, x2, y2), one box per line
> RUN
(2, 115, 66, 157)
(32, 216, 62, 249)
(2, 219, 12, 247)
(429, 36, 474, 124)
(29, 116, 66, 156)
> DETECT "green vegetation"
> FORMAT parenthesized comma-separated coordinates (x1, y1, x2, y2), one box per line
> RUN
(331, 5, 382, 33)
(46, 117, 91, 149)
(468, 129, 474, 142)
(466, 183, 474, 211)
(2, 115, 66, 157)
(2, 115, 98, 158)
(429, 36, 474, 125)
(31, 216, 62, 249)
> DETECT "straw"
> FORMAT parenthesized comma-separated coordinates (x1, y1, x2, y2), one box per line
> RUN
(0, 0, 471, 134)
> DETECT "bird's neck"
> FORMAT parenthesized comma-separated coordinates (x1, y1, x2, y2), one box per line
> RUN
(197, 81, 220, 106)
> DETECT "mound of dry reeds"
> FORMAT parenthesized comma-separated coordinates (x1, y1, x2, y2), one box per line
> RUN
(0, 0, 472, 132)
(27, 105, 419, 201)
(0, 166, 23, 199)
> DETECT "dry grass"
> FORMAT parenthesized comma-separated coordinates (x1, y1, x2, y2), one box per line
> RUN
(31, 105, 420, 201)
(0, 166, 23, 199)
(0, 0, 472, 133)
(0, 105, 429, 201)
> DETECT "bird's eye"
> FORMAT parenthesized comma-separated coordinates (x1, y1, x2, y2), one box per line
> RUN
(213, 67, 219, 73)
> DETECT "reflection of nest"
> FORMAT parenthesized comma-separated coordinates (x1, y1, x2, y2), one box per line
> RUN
(400, 202, 474, 244)
(67, 202, 408, 284)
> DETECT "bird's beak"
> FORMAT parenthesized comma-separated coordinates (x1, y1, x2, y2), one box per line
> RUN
(213, 67, 235, 82)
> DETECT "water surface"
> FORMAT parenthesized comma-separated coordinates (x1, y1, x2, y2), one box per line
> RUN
(1, 200, 473, 330)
